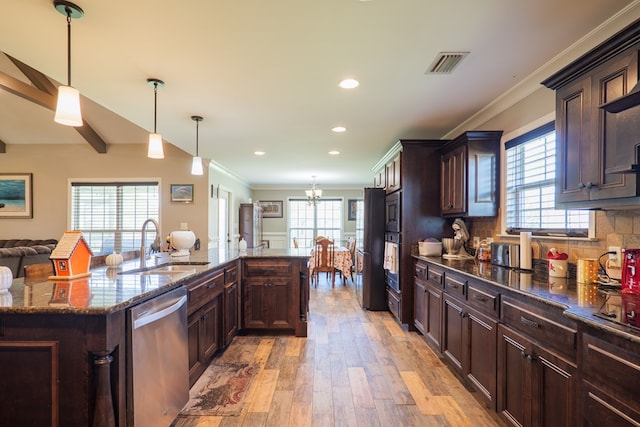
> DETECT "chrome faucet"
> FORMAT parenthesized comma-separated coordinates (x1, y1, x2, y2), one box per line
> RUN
(140, 218, 162, 268)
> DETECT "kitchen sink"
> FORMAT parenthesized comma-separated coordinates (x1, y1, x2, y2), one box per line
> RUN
(118, 261, 210, 275)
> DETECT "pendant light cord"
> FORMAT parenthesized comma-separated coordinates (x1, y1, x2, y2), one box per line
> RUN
(65, 9, 72, 86)
(153, 82, 158, 133)
(195, 119, 199, 156)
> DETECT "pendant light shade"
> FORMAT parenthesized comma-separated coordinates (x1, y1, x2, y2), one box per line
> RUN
(147, 78, 165, 159)
(191, 115, 204, 175)
(54, 85, 82, 126)
(148, 133, 164, 159)
(53, 1, 84, 127)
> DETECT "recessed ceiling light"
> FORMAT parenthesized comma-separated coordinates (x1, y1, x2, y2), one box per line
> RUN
(329, 150, 340, 155)
(338, 78, 359, 89)
(254, 151, 265, 156)
(332, 126, 346, 133)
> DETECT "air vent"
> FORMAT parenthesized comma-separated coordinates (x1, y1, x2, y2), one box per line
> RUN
(426, 52, 469, 74)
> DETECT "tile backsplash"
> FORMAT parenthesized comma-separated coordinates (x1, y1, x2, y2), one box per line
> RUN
(467, 210, 640, 265)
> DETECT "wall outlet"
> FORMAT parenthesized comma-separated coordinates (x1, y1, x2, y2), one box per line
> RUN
(608, 246, 622, 268)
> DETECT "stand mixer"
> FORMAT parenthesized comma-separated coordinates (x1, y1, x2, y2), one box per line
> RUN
(442, 218, 474, 259)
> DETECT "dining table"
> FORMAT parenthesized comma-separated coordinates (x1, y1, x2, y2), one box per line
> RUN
(308, 246, 353, 282)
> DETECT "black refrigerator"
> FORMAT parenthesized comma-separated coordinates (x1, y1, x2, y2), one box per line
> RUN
(354, 187, 387, 310)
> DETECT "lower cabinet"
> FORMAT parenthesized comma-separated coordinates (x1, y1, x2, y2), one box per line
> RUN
(497, 324, 577, 427)
(244, 277, 293, 329)
(223, 280, 239, 346)
(442, 293, 498, 409)
(223, 264, 239, 346)
(188, 296, 222, 386)
(580, 331, 640, 426)
(242, 258, 308, 334)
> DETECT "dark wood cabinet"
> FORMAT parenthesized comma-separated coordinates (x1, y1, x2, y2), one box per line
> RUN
(414, 277, 427, 334)
(239, 203, 263, 248)
(439, 131, 502, 217)
(579, 331, 640, 426)
(223, 265, 239, 346)
(385, 152, 402, 194)
(378, 140, 447, 326)
(543, 21, 640, 209)
(499, 293, 578, 427)
(441, 145, 465, 216)
(186, 268, 225, 386)
(373, 165, 386, 189)
(242, 258, 307, 335)
(414, 261, 445, 350)
(466, 305, 498, 409)
(497, 323, 577, 427)
(443, 294, 465, 372)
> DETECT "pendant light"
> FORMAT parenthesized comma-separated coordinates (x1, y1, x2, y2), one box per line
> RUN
(147, 78, 165, 159)
(190, 115, 204, 175)
(53, 1, 84, 127)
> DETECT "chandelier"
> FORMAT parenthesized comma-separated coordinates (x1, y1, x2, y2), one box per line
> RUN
(305, 176, 323, 206)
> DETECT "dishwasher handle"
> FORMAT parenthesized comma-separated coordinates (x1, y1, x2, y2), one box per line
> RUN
(133, 295, 187, 330)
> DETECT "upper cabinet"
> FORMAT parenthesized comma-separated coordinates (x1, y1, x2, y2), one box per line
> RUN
(373, 152, 401, 194)
(439, 131, 502, 218)
(542, 19, 640, 209)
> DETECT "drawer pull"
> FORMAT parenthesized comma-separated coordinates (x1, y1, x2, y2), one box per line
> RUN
(450, 284, 459, 289)
(520, 316, 539, 329)
(472, 295, 487, 302)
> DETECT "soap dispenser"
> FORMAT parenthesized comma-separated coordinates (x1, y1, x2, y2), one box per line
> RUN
(239, 237, 248, 252)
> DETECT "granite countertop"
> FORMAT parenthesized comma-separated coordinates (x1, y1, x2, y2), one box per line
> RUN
(415, 255, 640, 344)
(0, 247, 311, 315)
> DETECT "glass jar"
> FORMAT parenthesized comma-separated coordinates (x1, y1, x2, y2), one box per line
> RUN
(477, 242, 491, 262)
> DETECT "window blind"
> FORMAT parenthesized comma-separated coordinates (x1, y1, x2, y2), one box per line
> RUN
(505, 124, 589, 237)
(71, 182, 159, 255)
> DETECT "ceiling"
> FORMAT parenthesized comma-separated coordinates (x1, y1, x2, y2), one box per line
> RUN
(0, 0, 636, 188)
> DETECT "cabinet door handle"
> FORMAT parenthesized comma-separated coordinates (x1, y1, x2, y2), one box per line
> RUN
(526, 354, 536, 363)
(578, 182, 585, 189)
(520, 351, 527, 359)
(520, 316, 539, 329)
(472, 295, 487, 302)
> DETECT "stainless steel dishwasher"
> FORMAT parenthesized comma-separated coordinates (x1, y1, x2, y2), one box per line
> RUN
(127, 286, 188, 427)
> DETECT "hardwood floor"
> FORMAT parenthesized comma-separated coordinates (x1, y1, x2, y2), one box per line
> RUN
(173, 275, 504, 427)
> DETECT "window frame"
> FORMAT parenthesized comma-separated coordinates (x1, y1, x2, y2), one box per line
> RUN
(500, 117, 595, 240)
(287, 197, 344, 248)
(68, 178, 161, 255)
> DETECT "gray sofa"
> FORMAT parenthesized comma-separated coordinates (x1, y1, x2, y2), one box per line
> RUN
(0, 239, 58, 278)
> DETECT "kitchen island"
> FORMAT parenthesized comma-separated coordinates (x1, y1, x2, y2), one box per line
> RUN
(0, 248, 310, 427)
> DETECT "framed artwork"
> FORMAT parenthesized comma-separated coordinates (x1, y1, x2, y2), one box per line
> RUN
(0, 173, 33, 218)
(170, 184, 194, 203)
(348, 199, 359, 221)
(260, 200, 283, 218)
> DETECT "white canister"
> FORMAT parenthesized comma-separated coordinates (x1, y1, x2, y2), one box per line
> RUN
(548, 259, 568, 278)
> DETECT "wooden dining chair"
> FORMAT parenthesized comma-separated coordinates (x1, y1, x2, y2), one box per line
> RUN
(313, 237, 336, 287)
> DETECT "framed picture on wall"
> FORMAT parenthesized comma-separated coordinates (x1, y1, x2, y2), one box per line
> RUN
(170, 184, 194, 203)
(0, 173, 33, 218)
(259, 200, 283, 218)
(348, 199, 359, 221)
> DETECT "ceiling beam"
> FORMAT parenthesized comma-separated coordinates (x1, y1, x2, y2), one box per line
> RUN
(0, 69, 56, 110)
(1, 54, 107, 154)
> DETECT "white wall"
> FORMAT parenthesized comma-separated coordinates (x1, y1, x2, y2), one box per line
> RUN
(251, 188, 365, 249)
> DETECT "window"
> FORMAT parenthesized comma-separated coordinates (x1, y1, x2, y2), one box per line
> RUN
(505, 122, 589, 237)
(70, 181, 159, 255)
(289, 199, 342, 247)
